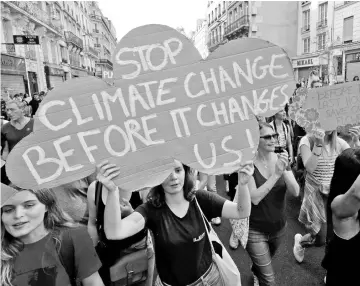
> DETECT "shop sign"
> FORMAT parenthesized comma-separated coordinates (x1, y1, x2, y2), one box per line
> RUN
(1, 54, 26, 72)
(292, 57, 319, 68)
(46, 66, 64, 76)
(13, 35, 40, 45)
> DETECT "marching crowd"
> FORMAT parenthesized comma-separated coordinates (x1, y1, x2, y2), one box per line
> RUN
(1, 82, 360, 286)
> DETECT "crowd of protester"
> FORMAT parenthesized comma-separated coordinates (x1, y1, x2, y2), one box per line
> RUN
(1, 78, 360, 286)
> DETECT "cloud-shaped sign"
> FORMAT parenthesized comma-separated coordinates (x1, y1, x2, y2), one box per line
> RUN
(6, 25, 295, 191)
(289, 82, 360, 133)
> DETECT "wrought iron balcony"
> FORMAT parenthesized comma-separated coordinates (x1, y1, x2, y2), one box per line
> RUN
(225, 15, 250, 36)
(11, 2, 50, 27)
(301, 25, 310, 33)
(84, 45, 99, 57)
(90, 14, 102, 21)
(64, 31, 83, 49)
(103, 45, 111, 56)
(94, 43, 101, 48)
(96, 58, 113, 68)
(317, 19, 328, 29)
(207, 36, 224, 51)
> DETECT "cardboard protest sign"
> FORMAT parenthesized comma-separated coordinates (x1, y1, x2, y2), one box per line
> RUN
(6, 24, 296, 191)
(289, 82, 360, 133)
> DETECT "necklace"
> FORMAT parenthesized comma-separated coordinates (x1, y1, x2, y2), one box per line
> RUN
(256, 157, 268, 169)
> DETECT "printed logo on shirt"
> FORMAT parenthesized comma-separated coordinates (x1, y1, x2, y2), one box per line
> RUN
(193, 232, 205, 242)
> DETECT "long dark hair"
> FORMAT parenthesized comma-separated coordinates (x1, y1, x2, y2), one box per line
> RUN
(328, 148, 360, 226)
(147, 164, 195, 208)
(1, 188, 75, 286)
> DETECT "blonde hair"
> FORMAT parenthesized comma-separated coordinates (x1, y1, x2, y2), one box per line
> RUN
(5, 100, 27, 111)
(1, 188, 76, 286)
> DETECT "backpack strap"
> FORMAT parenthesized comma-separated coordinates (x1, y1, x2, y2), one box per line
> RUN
(58, 229, 77, 286)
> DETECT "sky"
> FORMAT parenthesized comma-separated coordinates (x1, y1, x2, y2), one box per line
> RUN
(97, 0, 208, 41)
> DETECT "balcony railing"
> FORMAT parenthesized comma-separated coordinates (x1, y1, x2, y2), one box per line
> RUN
(207, 36, 224, 49)
(94, 43, 101, 48)
(225, 15, 250, 36)
(64, 31, 83, 49)
(103, 45, 111, 56)
(4, 44, 16, 55)
(96, 59, 113, 68)
(301, 25, 310, 33)
(90, 14, 102, 21)
(301, 1, 310, 5)
(84, 45, 99, 57)
(10, 2, 62, 34)
(317, 19, 327, 28)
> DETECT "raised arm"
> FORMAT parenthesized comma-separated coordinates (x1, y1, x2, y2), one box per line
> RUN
(96, 161, 146, 240)
(283, 170, 299, 197)
(302, 131, 324, 173)
(221, 161, 254, 219)
(332, 175, 360, 219)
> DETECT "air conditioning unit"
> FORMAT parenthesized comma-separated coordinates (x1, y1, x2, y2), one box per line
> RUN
(252, 7, 257, 15)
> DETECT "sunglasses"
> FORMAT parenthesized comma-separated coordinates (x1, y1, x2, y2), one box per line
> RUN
(260, 133, 279, 141)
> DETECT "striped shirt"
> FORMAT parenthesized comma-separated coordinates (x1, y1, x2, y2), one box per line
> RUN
(299, 136, 349, 188)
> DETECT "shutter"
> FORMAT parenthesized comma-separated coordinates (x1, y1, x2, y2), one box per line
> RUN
(1, 74, 26, 97)
(343, 17, 354, 42)
(346, 62, 360, 82)
(49, 75, 64, 89)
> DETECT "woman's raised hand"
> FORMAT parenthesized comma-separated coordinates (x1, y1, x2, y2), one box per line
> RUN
(275, 151, 289, 177)
(313, 129, 325, 146)
(238, 160, 254, 185)
(96, 160, 121, 192)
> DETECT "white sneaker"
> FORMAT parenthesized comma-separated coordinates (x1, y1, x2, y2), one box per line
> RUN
(211, 217, 221, 225)
(229, 232, 239, 249)
(293, 233, 305, 263)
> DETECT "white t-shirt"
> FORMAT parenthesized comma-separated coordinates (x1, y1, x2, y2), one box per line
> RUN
(299, 136, 349, 187)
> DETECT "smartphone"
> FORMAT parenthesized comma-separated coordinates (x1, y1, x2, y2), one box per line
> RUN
(274, 146, 285, 154)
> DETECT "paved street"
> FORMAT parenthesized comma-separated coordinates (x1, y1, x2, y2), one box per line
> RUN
(214, 176, 326, 286)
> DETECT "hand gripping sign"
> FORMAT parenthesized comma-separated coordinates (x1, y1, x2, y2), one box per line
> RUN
(6, 25, 295, 191)
(289, 82, 360, 133)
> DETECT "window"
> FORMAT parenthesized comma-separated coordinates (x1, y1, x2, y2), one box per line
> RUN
(51, 41, 57, 64)
(343, 16, 354, 43)
(319, 2, 328, 24)
(234, 8, 238, 20)
(229, 12, 232, 24)
(303, 37, 310, 53)
(215, 8, 217, 19)
(208, 14, 210, 23)
(223, 1, 225, 12)
(303, 10, 310, 30)
(244, 1, 249, 15)
(218, 4, 221, 16)
(1, 19, 12, 43)
(211, 11, 213, 22)
(318, 32, 326, 50)
(42, 38, 49, 62)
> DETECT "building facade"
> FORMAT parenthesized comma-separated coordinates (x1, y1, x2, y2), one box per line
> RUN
(1, 1, 116, 98)
(331, 1, 360, 83)
(292, 1, 337, 84)
(89, 1, 117, 78)
(192, 19, 209, 59)
(207, 1, 228, 52)
(206, 1, 298, 60)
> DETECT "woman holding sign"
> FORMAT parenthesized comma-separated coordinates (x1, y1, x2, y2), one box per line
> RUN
(1, 185, 104, 286)
(98, 159, 253, 286)
(245, 121, 299, 286)
(293, 128, 360, 263)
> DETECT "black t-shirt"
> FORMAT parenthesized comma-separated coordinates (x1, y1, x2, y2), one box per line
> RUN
(1, 118, 34, 152)
(135, 190, 226, 286)
(250, 167, 287, 233)
(12, 227, 101, 286)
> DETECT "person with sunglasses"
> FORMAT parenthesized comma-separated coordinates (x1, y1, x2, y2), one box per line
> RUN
(246, 121, 299, 285)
